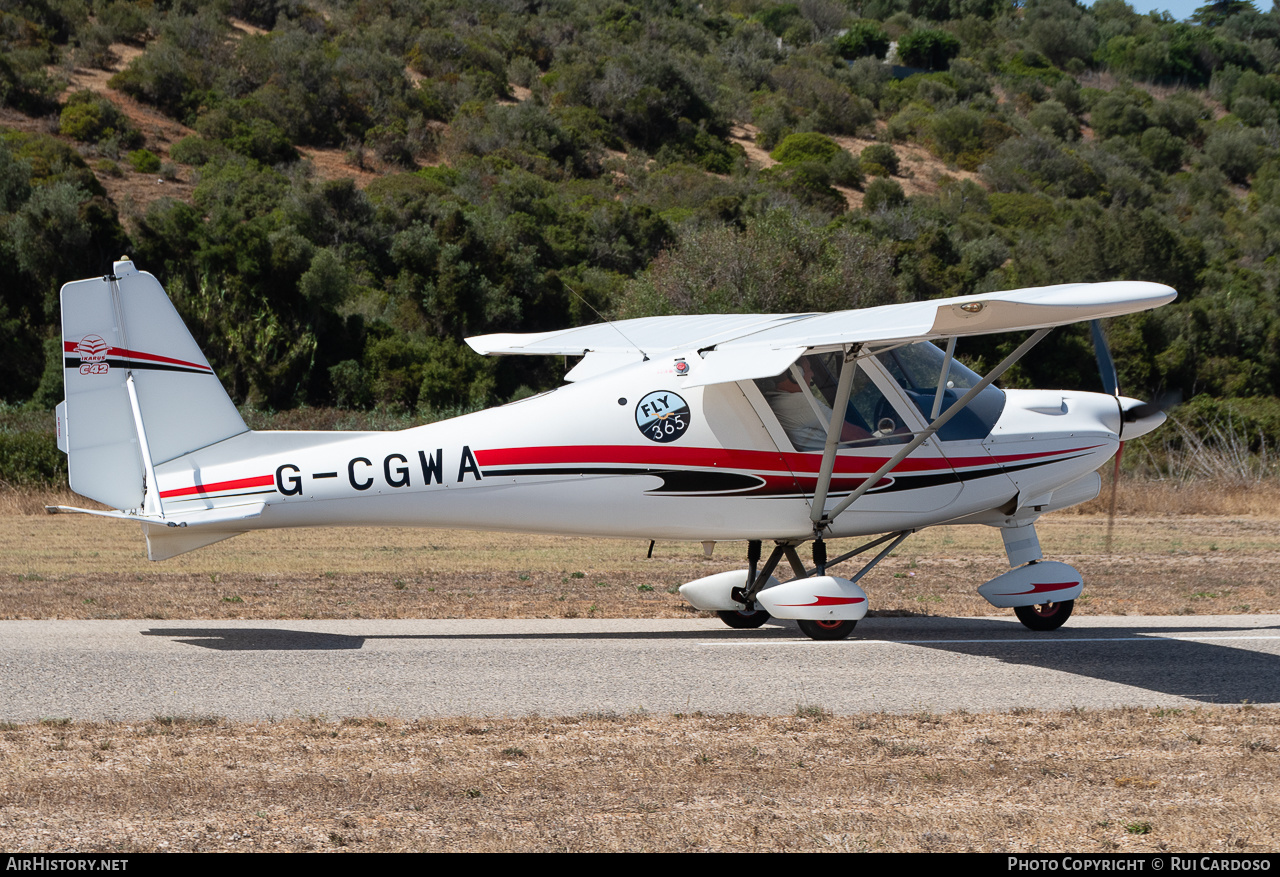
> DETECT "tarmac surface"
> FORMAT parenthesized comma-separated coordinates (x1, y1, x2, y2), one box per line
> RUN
(3, 615, 1279, 721)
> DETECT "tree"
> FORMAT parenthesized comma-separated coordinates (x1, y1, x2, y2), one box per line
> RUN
(620, 210, 898, 316)
(834, 21, 890, 60)
(1191, 0, 1258, 27)
(897, 29, 961, 71)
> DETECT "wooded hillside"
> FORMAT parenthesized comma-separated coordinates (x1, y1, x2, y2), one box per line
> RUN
(2, 0, 1279, 438)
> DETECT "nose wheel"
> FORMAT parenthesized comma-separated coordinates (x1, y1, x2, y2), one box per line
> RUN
(1014, 599, 1074, 631)
(797, 619, 858, 640)
(717, 607, 771, 629)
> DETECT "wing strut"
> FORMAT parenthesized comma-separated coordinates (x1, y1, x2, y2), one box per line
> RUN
(810, 345, 860, 519)
(931, 337, 957, 419)
(810, 327, 1052, 530)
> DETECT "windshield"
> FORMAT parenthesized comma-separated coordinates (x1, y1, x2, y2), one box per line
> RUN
(875, 342, 1005, 441)
(754, 352, 912, 451)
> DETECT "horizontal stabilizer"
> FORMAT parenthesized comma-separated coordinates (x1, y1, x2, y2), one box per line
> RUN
(47, 501, 265, 528)
(48, 501, 266, 561)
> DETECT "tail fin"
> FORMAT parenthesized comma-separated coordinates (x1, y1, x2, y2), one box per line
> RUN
(58, 258, 247, 511)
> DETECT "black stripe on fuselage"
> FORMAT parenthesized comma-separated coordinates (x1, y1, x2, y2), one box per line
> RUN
(482, 451, 1090, 498)
(164, 488, 278, 504)
(483, 467, 766, 494)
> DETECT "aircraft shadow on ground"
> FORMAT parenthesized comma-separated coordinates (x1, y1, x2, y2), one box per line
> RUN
(138, 626, 765, 650)
(871, 617, 1280, 706)
(141, 618, 1280, 705)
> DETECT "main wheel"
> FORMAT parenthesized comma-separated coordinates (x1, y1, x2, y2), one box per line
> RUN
(717, 607, 771, 629)
(1014, 599, 1074, 632)
(797, 618, 858, 641)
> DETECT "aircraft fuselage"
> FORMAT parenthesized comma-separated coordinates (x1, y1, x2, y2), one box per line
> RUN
(150, 354, 1122, 543)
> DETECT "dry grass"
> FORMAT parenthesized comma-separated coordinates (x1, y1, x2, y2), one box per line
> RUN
(4, 485, 1280, 852)
(1075, 480, 1280, 518)
(0, 707, 1276, 852)
(4, 484, 1280, 621)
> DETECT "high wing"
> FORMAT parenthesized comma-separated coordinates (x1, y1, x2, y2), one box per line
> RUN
(466, 280, 1176, 386)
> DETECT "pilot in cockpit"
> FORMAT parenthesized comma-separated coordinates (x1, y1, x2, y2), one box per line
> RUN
(760, 356, 872, 451)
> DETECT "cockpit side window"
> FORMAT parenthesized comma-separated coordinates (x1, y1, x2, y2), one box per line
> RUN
(875, 342, 1006, 441)
(754, 353, 913, 451)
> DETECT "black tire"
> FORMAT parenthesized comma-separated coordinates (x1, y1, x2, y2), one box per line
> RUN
(717, 607, 771, 629)
(1014, 599, 1074, 632)
(797, 618, 858, 641)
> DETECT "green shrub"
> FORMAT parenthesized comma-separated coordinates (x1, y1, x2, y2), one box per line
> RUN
(771, 132, 841, 164)
(1027, 100, 1080, 141)
(860, 143, 901, 176)
(1139, 127, 1186, 174)
(109, 42, 205, 122)
(763, 161, 848, 215)
(169, 136, 226, 167)
(195, 105, 299, 166)
(128, 148, 161, 173)
(0, 430, 66, 487)
(828, 149, 864, 188)
(753, 4, 803, 37)
(925, 106, 1015, 170)
(1203, 126, 1264, 184)
(769, 64, 875, 137)
(1090, 88, 1152, 140)
(863, 177, 906, 211)
(897, 29, 961, 71)
(59, 91, 143, 149)
(988, 192, 1057, 229)
(100, 1, 151, 43)
(835, 21, 890, 60)
(93, 158, 123, 178)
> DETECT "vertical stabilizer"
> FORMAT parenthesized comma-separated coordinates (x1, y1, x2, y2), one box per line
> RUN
(60, 259, 248, 510)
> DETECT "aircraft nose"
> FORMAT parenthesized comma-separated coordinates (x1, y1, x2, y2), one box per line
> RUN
(1117, 395, 1168, 439)
(1057, 391, 1124, 436)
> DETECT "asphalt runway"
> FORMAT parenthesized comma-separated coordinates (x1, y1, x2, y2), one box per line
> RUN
(3, 615, 1279, 721)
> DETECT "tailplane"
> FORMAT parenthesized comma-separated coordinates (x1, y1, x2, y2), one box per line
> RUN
(57, 258, 247, 512)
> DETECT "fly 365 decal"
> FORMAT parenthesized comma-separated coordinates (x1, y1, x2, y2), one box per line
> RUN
(635, 391, 690, 443)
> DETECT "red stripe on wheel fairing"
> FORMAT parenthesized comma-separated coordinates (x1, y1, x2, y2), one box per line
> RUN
(774, 595, 867, 607)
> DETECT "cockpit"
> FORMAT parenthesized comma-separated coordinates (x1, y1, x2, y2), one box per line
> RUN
(752, 341, 1006, 453)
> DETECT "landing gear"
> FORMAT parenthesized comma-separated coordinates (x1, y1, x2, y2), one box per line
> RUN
(797, 619, 858, 641)
(1014, 599, 1074, 631)
(717, 607, 771, 629)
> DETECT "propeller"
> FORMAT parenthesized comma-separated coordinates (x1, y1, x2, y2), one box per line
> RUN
(1091, 320, 1119, 398)
(1090, 320, 1125, 553)
(1090, 320, 1180, 553)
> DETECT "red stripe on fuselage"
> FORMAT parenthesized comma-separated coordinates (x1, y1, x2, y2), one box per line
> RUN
(160, 474, 274, 499)
(473, 444, 1099, 476)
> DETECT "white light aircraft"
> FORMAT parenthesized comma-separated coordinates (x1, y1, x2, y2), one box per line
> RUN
(50, 258, 1175, 639)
